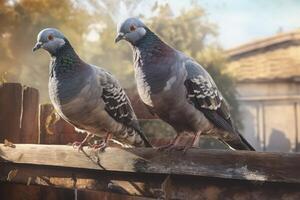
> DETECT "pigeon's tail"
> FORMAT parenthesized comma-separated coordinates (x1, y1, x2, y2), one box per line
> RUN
(238, 133, 255, 151)
(224, 133, 255, 151)
(135, 129, 153, 148)
(117, 127, 152, 148)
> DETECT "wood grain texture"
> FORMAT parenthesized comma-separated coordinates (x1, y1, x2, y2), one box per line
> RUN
(0, 83, 23, 143)
(1, 144, 300, 199)
(1, 144, 300, 183)
(20, 87, 39, 143)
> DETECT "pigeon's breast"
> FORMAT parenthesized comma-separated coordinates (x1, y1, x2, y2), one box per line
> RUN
(49, 69, 96, 118)
(135, 64, 172, 106)
(50, 75, 106, 130)
(135, 68, 153, 107)
(49, 68, 91, 104)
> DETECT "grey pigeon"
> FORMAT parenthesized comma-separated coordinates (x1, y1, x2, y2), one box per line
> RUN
(33, 28, 152, 150)
(115, 18, 254, 151)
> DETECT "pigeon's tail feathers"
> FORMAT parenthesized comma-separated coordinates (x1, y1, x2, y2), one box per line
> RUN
(238, 133, 256, 151)
(117, 127, 152, 148)
(135, 128, 152, 148)
(224, 133, 255, 151)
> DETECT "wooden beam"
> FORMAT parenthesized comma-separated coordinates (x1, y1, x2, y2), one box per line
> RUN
(1, 144, 300, 199)
(1, 144, 300, 183)
(0, 183, 154, 200)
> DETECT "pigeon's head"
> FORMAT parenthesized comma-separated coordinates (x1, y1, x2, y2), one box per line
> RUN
(115, 17, 147, 44)
(33, 28, 66, 54)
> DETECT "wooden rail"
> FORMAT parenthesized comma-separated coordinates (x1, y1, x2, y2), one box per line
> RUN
(1, 144, 300, 199)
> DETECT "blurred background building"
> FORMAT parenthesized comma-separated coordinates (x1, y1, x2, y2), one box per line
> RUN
(226, 30, 300, 152)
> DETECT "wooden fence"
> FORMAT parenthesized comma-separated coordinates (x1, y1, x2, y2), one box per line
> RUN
(0, 82, 84, 145)
(1, 82, 300, 200)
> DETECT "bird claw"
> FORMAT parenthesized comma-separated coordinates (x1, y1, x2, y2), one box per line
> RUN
(157, 143, 186, 152)
(72, 141, 87, 151)
(90, 141, 108, 152)
(156, 143, 173, 151)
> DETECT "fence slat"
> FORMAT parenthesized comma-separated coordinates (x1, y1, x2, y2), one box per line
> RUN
(0, 83, 23, 143)
(20, 87, 39, 143)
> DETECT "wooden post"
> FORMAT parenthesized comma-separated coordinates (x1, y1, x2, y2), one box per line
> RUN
(0, 83, 41, 200)
(20, 87, 39, 143)
(0, 83, 23, 143)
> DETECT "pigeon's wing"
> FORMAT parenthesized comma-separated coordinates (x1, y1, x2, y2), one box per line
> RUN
(95, 68, 152, 147)
(183, 60, 255, 151)
(102, 81, 135, 126)
(183, 59, 236, 134)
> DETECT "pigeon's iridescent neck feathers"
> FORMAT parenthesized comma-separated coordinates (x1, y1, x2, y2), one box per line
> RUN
(49, 39, 90, 105)
(133, 28, 174, 66)
(50, 40, 85, 78)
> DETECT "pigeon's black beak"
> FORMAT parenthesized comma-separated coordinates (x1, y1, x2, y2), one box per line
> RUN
(32, 42, 43, 52)
(115, 33, 124, 43)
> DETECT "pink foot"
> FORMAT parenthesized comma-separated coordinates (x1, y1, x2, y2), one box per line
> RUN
(156, 143, 173, 151)
(72, 141, 87, 151)
(157, 143, 185, 152)
(91, 141, 108, 152)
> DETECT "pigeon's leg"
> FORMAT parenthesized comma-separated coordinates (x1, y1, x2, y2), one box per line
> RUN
(183, 131, 202, 153)
(157, 134, 182, 151)
(91, 133, 112, 151)
(72, 132, 93, 151)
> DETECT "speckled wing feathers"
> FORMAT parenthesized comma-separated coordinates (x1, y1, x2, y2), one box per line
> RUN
(97, 69, 152, 147)
(102, 82, 135, 127)
(184, 60, 235, 134)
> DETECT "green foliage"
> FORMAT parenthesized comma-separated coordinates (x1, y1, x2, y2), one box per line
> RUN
(0, 0, 93, 102)
(148, 3, 217, 58)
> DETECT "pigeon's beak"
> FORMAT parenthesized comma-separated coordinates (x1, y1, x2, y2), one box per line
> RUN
(32, 42, 43, 52)
(115, 33, 124, 43)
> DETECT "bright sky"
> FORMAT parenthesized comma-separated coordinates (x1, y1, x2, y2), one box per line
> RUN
(136, 0, 300, 49)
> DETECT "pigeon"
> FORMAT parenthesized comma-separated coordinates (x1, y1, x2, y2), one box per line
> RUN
(115, 18, 255, 151)
(33, 28, 152, 150)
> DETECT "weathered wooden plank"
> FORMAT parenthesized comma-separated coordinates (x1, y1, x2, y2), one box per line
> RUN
(0, 144, 300, 184)
(1, 159, 300, 199)
(20, 87, 39, 143)
(0, 83, 23, 143)
(0, 183, 154, 200)
(0, 183, 75, 200)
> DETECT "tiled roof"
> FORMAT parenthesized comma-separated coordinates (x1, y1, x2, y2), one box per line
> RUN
(225, 30, 300, 82)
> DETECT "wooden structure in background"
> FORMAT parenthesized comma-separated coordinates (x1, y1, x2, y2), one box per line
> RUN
(1, 82, 300, 199)
(225, 30, 300, 152)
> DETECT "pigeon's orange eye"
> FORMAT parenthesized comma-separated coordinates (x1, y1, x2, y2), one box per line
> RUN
(48, 35, 53, 40)
(130, 25, 136, 32)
